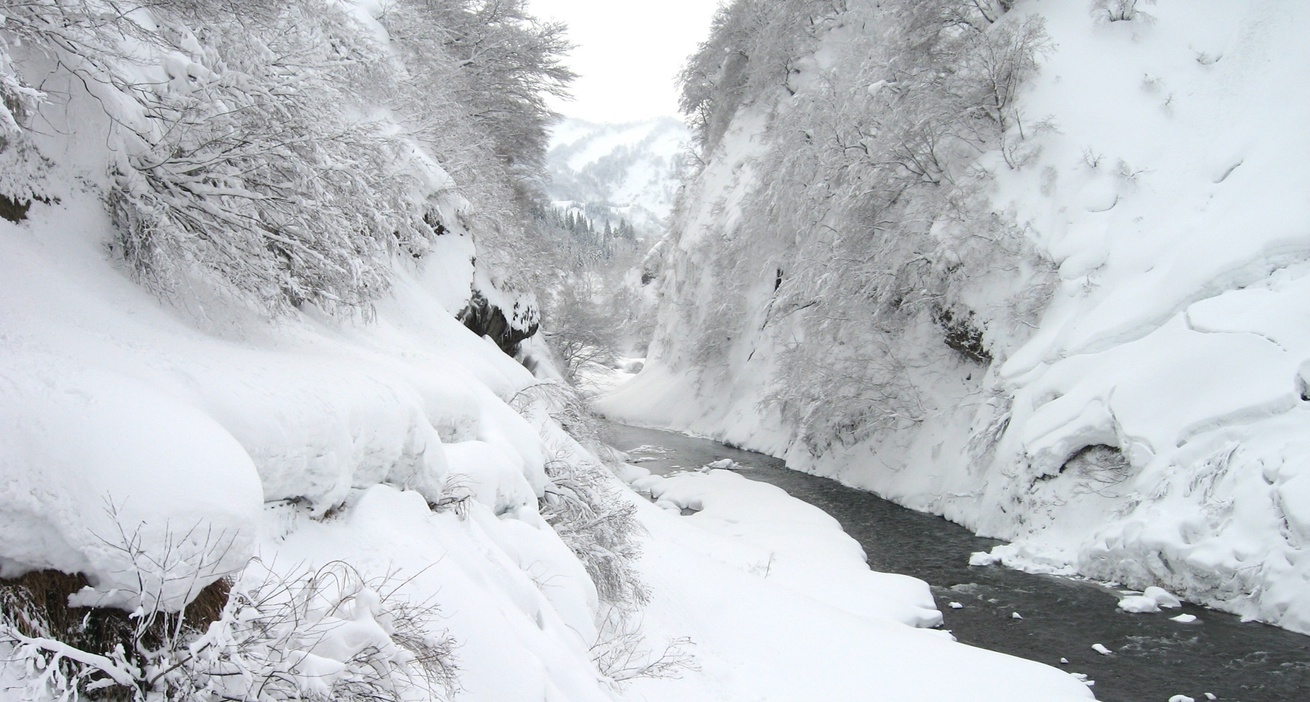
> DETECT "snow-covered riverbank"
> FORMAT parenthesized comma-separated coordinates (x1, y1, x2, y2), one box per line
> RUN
(0, 198, 1095, 699)
(606, 0, 1310, 635)
(604, 459, 1095, 701)
(1, 106, 1088, 702)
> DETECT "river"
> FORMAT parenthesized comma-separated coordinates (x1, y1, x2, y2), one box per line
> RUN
(605, 423, 1310, 702)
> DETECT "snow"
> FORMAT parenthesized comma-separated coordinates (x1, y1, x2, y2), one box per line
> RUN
(1117, 586, 1183, 614)
(601, 0, 1310, 635)
(614, 466, 1094, 701)
(0, 30, 602, 689)
(259, 486, 609, 702)
(637, 468, 942, 628)
(546, 117, 691, 237)
(0, 179, 621, 698)
(1, 13, 1096, 699)
(978, 0, 1310, 632)
(12, 0, 1305, 698)
(0, 180, 1099, 701)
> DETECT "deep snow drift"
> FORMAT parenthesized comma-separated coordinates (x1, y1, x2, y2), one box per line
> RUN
(601, 0, 1310, 634)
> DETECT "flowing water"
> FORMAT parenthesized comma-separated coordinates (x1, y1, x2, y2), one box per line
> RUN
(606, 423, 1310, 702)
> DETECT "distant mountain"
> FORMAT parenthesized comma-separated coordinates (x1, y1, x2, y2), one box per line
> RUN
(546, 117, 691, 238)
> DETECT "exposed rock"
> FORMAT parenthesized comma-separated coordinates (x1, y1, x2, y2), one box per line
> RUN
(457, 288, 540, 357)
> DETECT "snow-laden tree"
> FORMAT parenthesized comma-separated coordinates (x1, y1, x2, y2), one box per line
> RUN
(668, 0, 1056, 454)
(110, 2, 446, 315)
(2, 1, 438, 314)
(0, 41, 50, 223)
(379, 0, 575, 296)
(425, 0, 574, 178)
(679, 0, 845, 154)
(526, 202, 653, 381)
(2, 0, 575, 317)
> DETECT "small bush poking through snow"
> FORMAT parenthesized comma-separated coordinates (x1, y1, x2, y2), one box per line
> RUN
(1060, 444, 1134, 490)
(511, 382, 649, 609)
(509, 381, 700, 686)
(540, 453, 649, 609)
(590, 608, 697, 690)
(0, 569, 231, 700)
(934, 305, 993, 365)
(175, 559, 459, 702)
(1091, 0, 1155, 23)
(1, 560, 458, 702)
(0, 45, 52, 223)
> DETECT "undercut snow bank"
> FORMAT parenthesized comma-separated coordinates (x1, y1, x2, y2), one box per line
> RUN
(0, 183, 549, 606)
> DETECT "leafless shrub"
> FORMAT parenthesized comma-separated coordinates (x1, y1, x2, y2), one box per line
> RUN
(934, 305, 992, 364)
(1, 511, 457, 702)
(1091, 0, 1156, 23)
(174, 559, 459, 702)
(1062, 444, 1135, 491)
(0, 509, 240, 701)
(510, 382, 650, 609)
(543, 279, 623, 383)
(0, 568, 229, 700)
(590, 609, 697, 689)
(542, 458, 650, 609)
(508, 382, 692, 684)
(428, 474, 473, 520)
(510, 380, 608, 447)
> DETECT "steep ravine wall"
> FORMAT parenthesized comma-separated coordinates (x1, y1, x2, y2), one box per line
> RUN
(601, 0, 1310, 633)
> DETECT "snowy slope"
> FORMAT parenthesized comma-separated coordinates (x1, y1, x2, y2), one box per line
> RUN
(981, 0, 1310, 633)
(0, 2, 1098, 701)
(546, 117, 690, 237)
(602, 0, 1310, 634)
(0, 191, 1094, 701)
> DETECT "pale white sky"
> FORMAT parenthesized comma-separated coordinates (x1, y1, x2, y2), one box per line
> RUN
(528, 0, 723, 124)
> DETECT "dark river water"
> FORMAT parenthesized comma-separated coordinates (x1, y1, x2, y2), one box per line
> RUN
(605, 423, 1310, 702)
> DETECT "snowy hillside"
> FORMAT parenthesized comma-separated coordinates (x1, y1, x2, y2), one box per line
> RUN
(601, 0, 1310, 634)
(0, 2, 1098, 701)
(546, 117, 690, 237)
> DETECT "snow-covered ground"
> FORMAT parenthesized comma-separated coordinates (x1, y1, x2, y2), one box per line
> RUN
(0, 180, 613, 698)
(616, 465, 1095, 701)
(601, 0, 1310, 635)
(0, 4, 1096, 698)
(0, 194, 1095, 698)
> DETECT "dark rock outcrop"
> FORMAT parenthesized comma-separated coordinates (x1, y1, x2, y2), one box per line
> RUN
(457, 288, 540, 357)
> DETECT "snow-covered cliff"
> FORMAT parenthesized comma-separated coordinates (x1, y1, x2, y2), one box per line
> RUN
(602, 0, 1310, 634)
